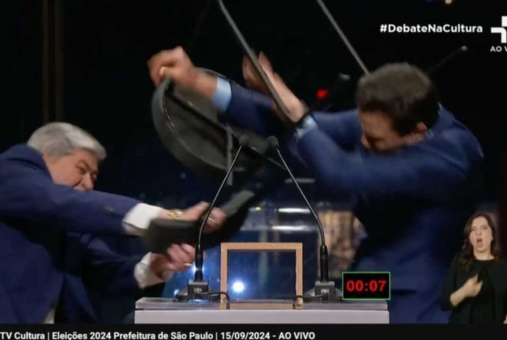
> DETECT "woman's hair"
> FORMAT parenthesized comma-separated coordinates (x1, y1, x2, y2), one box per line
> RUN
(458, 212, 501, 272)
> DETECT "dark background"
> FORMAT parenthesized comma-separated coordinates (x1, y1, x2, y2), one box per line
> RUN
(1, 0, 506, 323)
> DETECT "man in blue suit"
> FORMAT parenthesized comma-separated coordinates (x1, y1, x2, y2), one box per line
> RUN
(0, 122, 226, 323)
(147, 47, 484, 323)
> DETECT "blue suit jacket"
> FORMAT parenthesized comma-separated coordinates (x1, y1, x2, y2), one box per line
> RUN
(220, 85, 484, 320)
(0, 145, 145, 323)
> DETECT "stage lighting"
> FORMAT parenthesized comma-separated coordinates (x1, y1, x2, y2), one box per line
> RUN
(232, 281, 245, 293)
(316, 89, 328, 99)
(191, 264, 204, 274)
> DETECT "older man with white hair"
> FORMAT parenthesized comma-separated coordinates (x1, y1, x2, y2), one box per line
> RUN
(0, 122, 226, 323)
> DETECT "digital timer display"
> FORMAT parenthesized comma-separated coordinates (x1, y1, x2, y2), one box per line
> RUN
(341, 271, 391, 300)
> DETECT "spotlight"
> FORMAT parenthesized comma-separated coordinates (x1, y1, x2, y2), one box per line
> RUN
(232, 281, 245, 293)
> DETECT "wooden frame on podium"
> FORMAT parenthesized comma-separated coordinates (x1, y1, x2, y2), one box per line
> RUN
(220, 242, 303, 308)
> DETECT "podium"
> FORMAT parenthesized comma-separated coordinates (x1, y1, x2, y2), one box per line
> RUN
(134, 298, 389, 323)
(134, 242, 389, 324)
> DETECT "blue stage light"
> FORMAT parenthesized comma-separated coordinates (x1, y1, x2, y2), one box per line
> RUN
(232, 281, 245, 293)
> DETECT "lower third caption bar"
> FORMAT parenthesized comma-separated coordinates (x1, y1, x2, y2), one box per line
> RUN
(0, 331, 317, 340)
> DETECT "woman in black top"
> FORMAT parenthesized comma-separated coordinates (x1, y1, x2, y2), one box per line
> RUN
(440, 212, 507, 324)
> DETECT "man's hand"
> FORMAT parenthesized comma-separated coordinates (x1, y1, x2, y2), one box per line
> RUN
(180, 201, 226, 233)
(147, 47, 217, 99)
(242, 52, 270, 95)
(242, 52, 306, 124)
(149, 244, 195, 278)
(148, 47, 198, 88)
(158, 201, 226, 234)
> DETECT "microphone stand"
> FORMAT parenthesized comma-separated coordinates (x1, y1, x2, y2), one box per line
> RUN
(176, 136, 250, 301)
(267, 137, 340, 302)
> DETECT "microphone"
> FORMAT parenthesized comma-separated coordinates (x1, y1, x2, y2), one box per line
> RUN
(267, 136, 340, 302)
(177, 135, 250, 301)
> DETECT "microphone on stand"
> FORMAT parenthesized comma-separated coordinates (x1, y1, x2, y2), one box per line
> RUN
(176, 135, 250, 301)
(267, 136, 340, 302)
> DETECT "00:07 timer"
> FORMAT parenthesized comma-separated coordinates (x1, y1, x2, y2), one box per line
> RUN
(345, 279, 387, 292)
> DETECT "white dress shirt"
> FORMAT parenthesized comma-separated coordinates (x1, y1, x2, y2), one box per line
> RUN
(44, 203, 171, 323)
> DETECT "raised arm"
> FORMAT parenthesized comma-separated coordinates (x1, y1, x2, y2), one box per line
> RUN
(223, 81, 362, 149)
(222, 81, 286, 138)
(235, 52, 362, 148)
(148, 48, 361, 147)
